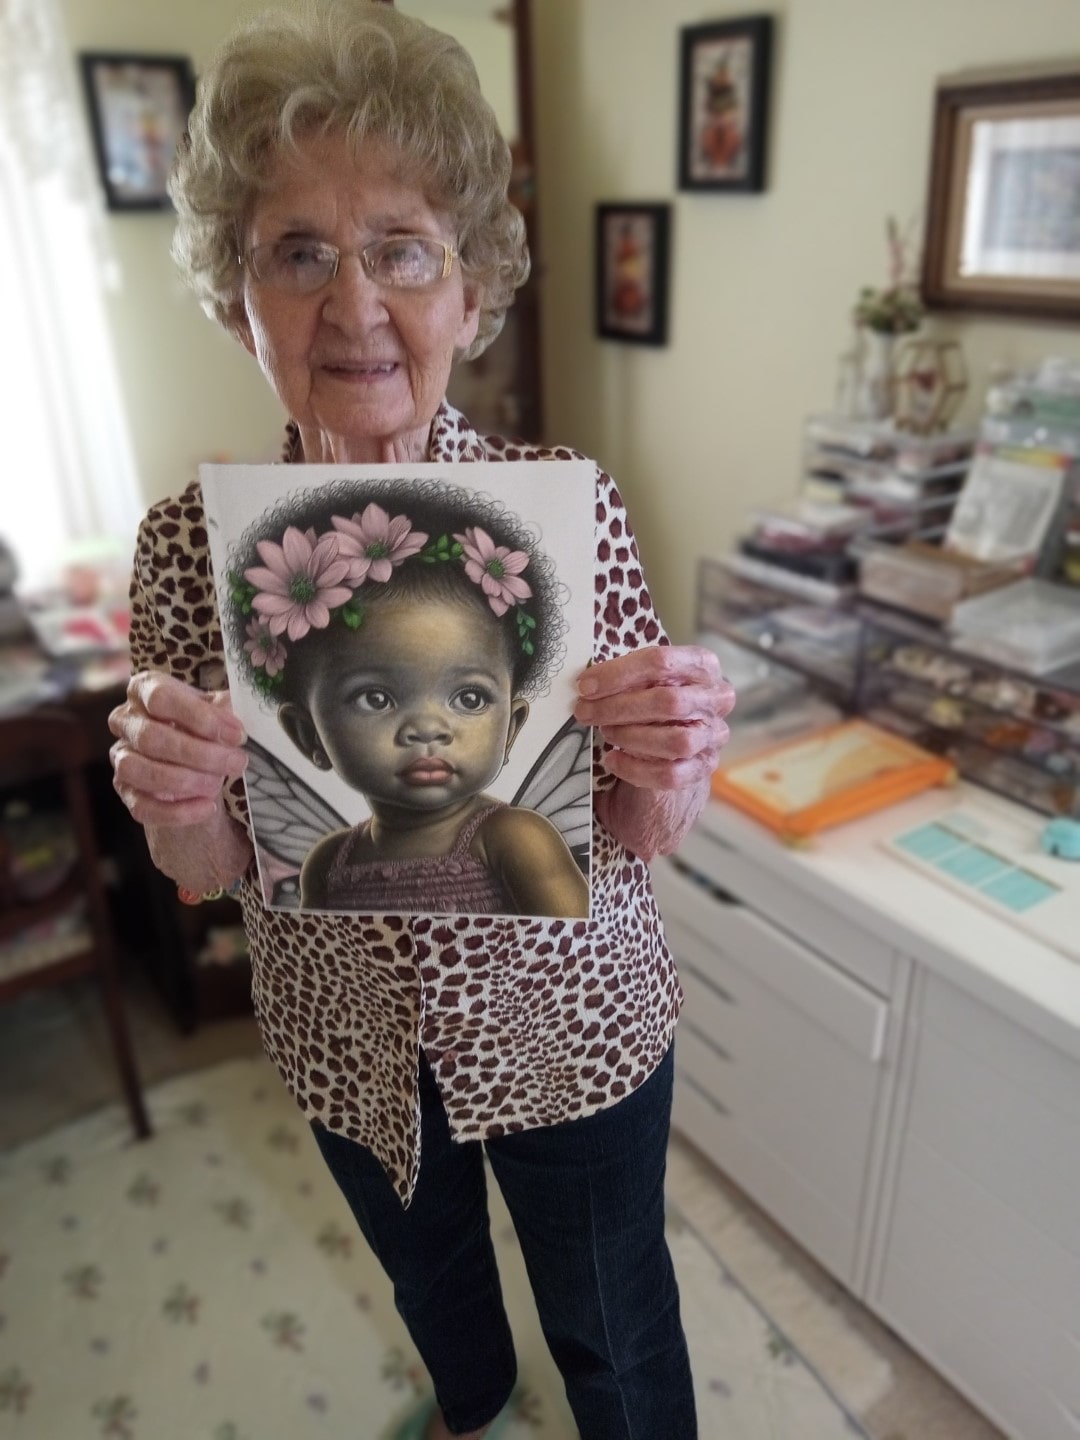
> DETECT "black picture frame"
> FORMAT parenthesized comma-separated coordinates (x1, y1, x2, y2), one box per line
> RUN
(79, 51, 196, 212)
(678, 15, 773, 193)
(595, 203, 672, 346)
(921, 70, 1080, 322)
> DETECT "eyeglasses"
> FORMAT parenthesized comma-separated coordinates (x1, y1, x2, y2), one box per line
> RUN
(240, 234, 458, 295)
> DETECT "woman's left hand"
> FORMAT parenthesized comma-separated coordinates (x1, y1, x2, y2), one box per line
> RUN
(573, 645, 735, 791)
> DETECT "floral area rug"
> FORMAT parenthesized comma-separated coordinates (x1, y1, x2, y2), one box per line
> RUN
(0, 1056, 869, 1439)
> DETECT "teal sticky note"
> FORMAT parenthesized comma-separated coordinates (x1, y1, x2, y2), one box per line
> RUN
(979, 868, 1059, 913)
(936, 845, 1010, 888)
(895, 823, 966, 863)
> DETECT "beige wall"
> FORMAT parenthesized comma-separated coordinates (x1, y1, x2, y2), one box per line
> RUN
(533, 0, 1080, 638)
(61, 0, 1080, 640)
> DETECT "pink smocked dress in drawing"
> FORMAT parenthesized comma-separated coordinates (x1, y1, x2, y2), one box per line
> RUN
(324, 804, 513, 915)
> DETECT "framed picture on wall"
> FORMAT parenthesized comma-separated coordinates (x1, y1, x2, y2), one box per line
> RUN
(79, 52, 196, 212)
(922, 70, 1080, 321)
(595, 203, 672, 346)
(677, 15, 773, 193)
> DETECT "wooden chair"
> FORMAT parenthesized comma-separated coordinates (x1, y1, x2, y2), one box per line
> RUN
(0, 710, 151, 1139)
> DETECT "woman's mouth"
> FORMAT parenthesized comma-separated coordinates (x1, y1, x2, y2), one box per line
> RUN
(400, 758, 454, 785)
(322, 361, 398, 381)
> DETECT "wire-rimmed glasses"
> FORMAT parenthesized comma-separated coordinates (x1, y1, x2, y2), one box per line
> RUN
(240, 234, 458, 294)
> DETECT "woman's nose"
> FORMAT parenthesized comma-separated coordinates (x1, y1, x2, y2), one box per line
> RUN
(320, 255, 390, 327)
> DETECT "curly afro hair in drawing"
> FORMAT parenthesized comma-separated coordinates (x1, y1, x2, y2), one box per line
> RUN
(224, 477, 568, 705)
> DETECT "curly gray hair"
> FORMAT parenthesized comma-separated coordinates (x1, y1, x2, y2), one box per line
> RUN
(169, 0, 529, 360)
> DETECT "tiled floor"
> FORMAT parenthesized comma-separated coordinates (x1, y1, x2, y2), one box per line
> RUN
(0, 964, 1002, 1439)
(665, 1138, 1004, 1440)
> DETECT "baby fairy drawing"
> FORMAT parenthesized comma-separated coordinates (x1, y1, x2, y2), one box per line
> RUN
(223, 477, 591, 919)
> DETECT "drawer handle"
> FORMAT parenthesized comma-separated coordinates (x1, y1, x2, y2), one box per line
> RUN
(669, 856, 740, 905)
(683, 1019, 731, 1063)
(685, 965, 736, 1007)
(677, 1066, 731, 1116)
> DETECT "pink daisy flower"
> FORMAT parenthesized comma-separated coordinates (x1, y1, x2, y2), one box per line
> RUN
(243, 619, 287, 676)
(455, 527, 532, 617)
(244, 527, 353, 641)
(330, 504, 428, 585)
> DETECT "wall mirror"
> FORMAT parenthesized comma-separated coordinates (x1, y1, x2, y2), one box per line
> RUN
(394, 0, 543, 440)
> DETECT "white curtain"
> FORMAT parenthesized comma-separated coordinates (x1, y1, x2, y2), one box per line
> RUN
(0, 0, 142, 592)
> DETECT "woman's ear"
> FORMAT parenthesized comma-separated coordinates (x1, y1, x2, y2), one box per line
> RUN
(278, 702, 329, 769)
(455, 282, 482, 354)
(503, 697, 530, 761)
(232, 308, 257, 358)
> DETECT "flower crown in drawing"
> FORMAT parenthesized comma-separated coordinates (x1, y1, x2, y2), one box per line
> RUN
(227, 502, 540, 698)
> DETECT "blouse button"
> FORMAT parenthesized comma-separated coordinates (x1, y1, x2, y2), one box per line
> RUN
(445, 861, 464, 875)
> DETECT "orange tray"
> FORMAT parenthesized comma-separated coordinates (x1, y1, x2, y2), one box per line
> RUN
(710, 719, 955, 843)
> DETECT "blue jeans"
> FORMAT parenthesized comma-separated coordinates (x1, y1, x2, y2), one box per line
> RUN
(312, 1044, 696, 1439)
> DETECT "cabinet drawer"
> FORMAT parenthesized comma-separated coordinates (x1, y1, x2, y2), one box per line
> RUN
(880, 1253, 1080, 1440)
(904, 1007, 1080, 1258)
(885, 1139, 1080, 1415)
(886, 1131, 1079, 1340)
(673, 1071, 862, 1284)
(675, 999, 879, 1222)
(923, 972, 1080, 1124)
(654, 858, 887, 1062)
(673, 827, 895, 995)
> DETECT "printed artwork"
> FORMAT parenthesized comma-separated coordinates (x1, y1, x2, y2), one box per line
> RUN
(604, 214, 656, 333)
(201, 461, 596, 919)
(79, 54, 195, 210)
(688, 36, 755, 184)
(595, 204, 671, 345)
(677, 17, 773, 194)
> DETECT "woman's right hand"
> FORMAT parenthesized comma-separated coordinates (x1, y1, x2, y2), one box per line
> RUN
(108, 671, 249, 830)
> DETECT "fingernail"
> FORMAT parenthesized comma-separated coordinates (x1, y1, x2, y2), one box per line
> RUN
(578, 675, 597, 697)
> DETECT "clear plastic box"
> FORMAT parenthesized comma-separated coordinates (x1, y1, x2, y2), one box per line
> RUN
(804, 414, 977, 473)
(950, 579, 1080, 675)
(857, 541, 1024, 622)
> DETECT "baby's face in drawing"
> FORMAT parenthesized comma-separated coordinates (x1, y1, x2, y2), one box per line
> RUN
(293, 595, 528, 810)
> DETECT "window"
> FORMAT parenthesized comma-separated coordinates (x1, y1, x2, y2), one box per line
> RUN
(0, 0, 141, 592)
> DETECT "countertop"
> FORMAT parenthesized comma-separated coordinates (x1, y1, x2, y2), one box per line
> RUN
(686, 783, 1080, 1063)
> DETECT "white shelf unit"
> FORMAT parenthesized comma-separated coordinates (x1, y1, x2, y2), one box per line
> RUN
(654, 790, 1080, 1440)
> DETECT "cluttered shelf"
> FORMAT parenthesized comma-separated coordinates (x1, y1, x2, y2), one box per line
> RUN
(0, 871, 87, 950)
(0, 567, 252, 1032)
(699, 358, 1080, 827)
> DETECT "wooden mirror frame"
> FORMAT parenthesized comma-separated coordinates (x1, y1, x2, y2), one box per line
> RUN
(383, 0, 544, 438)
(921, 70, 1080, 323)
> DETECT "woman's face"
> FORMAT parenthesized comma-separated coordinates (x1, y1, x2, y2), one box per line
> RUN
(281, 594, 529, 814)
(238, 132, 480, 462)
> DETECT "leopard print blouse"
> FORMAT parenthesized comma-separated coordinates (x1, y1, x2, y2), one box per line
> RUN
(127, 402, 682, 1205)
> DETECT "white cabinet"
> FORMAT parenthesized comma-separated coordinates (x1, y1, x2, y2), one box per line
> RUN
(657, 796, 1080, 1440)
(652, 839, 903, 1291)
(871, 970, 1080, 1440)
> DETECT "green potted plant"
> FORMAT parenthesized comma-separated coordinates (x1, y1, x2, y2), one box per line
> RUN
(853, 216, 923, 419)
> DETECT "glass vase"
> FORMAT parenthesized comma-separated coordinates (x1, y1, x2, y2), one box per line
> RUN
(856, 330, 896, 421)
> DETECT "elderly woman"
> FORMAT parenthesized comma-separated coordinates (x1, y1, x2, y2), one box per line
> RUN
(108, 3, 733, 1438)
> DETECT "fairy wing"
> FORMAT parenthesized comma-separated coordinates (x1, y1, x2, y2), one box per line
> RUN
(511, 717, 593, 876)
(244, 738, 349, 907)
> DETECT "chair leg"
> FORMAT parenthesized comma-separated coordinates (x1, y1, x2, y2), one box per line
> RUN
(95, 955, 152, 1140)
